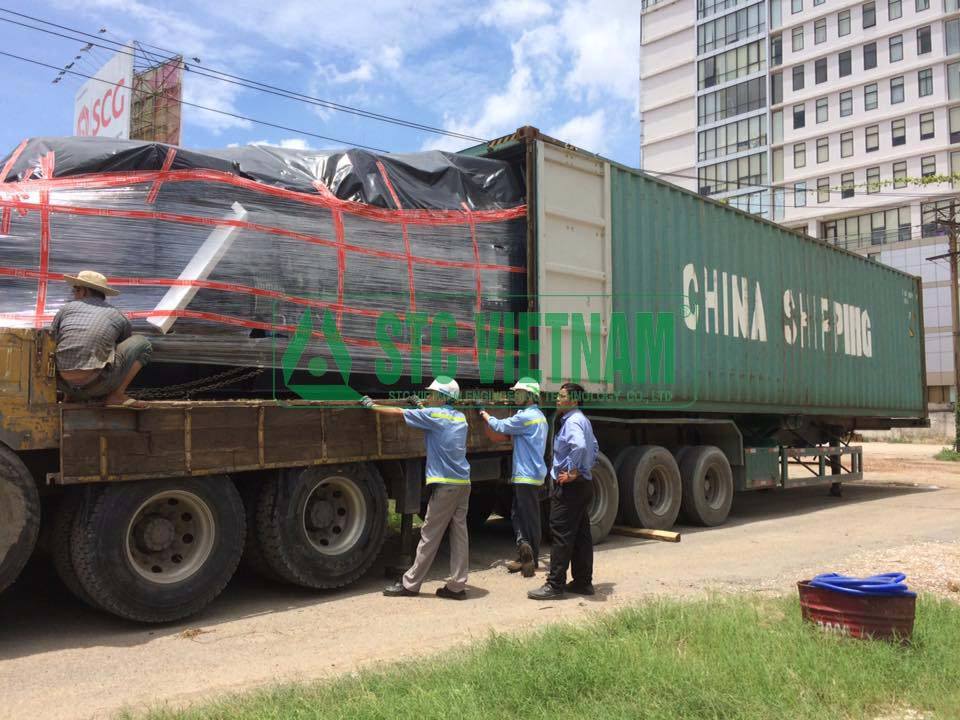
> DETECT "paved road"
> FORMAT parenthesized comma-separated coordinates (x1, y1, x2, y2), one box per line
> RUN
(0, 443, 957, 720)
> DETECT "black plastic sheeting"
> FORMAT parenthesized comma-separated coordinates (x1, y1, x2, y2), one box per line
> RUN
(0, 137, 524, 211)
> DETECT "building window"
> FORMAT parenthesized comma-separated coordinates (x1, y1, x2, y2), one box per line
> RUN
(793, 64, 805, 91)
(915, 0, 929, 10)
(950, 106, 960, 143)
(946, 19, 960, 56)
(917, 26, 932, 55)
(893, 161, 907, 188)
(697, 77, 767, 124)
(793, 0, 803, 12)
(697, 152, 769, 195)
(773, 109, 784, 143)
(772, 71, 783, 103)
(921, 155, 937, 177)
(862, 2, 876, 27)
(697, 39, 766, 89)
(864, 83, 879, 110)
(920, 111, 935, 140)
(822, 207, 911, 249)
(814, 0, 824, 5)
(863, 43, 877, 70)
(697, 3, 766, 53)
(839, 50, 852, 77)
(950, 62, 960, 100)
(816, 96, 829, 122)
(922, 199, 958, 237)
(890, 75, 905, 103)
(815, 58, 827, 83)
(697, 115, 769, 161)
(952, 150, 960, 189)
(818, 177, 830, 203)
(888, 0, 902, 18)
(892, 118, 906, 145)
(773, 147, 784, 182)
(771, 34, 783, 66)
(918, 68, 933, 96)
(838, 9, 851, 36)
(817, 137, 830, 162)
(841, 172, 855, 199)
(889, 35, 903, 63)
(866, 167, 880, 194)
(866, 124, 880, 151)
(794, 103, 806, 128)
(795, 182, 807, 207)
(841, 131, 854, 157)
(815, 18, 827, 44)
(792, 26, 804, 51)
(840, 90, 853, 116)
(794, 142, 807, 167)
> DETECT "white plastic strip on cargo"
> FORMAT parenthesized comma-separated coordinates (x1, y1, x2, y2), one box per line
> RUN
(147, 202, 247, 333)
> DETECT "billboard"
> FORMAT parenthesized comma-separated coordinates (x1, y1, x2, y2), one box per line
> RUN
(73, 44, 134, 139)
(130, 57, 184, 145)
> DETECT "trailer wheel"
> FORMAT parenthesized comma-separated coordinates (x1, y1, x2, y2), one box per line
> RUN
(0, 445, 40, 595)
(588, 453, 619, 544)
(71, 476, 245, 623)
(617, 446, 682, 530)
(51, 488, 102, 608)
(255, 464, 387, 589)
(237, 475, 286, 584)
(679, 446, 734, 527)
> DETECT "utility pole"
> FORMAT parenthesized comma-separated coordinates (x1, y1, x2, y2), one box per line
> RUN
(930, 200, 960, 450)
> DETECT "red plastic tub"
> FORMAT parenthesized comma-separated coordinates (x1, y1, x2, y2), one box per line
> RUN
(797, 581, 916, 642)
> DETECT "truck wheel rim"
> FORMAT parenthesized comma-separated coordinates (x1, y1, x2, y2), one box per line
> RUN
(646, 468, 669, 516)
(703, 467, 725, 509)
(125, 491, 216, 584)
(303, 475, 367, 556)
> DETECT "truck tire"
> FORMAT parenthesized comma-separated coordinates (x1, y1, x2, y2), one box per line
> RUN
(237, 475, 286, 584)
(51, 487, 102, 608)
(588, 453, 619, 544)
(254, 463, 387, 589)
(0, 445, 40, 595)
(617, 446, 682, 530)
(70, 476, 246, 623)
(679, 446, 734, 527)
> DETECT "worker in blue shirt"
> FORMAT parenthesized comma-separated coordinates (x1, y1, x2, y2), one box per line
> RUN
(480, 378, 547, 577)
(529, 382, 599, 600)
(361, 376, 472, 600)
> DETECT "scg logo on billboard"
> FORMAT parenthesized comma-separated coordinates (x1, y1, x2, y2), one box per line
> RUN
(76, 78, 128, 138)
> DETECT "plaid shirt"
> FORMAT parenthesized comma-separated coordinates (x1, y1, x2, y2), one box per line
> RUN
(50, 298, 132, 371)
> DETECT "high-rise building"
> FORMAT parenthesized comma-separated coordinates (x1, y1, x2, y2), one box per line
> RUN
(640, 0, 960, 402)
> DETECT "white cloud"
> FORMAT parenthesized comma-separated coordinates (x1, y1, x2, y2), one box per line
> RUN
(481, 0, 553, 26)
(245, 138, 313, 150)
(182, 74, 250, 135)
(548, 109, 607, 153)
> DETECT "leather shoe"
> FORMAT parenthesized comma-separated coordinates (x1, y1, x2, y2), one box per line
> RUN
(436, 586, 466, 600)
(383, 582, 418, 597)
(518, 542, 535, 577)
(565, 582, 595, 596)
(528, 583, 564, 600)
(505, 559, 523, 573)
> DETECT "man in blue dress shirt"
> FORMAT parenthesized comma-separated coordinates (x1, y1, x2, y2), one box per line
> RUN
(528, 382, 599, 600)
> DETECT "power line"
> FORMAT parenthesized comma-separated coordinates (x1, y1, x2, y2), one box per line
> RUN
(0, 8, 486, 144)
(0, 50, 390, 152)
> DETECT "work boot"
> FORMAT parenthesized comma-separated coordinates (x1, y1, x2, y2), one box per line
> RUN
(436, 586, 467, 601)
(518, 542, 535, 578)
(383, 582, 418, 597)
(528, 583, 564, 600)
(565, 581, 595, 596)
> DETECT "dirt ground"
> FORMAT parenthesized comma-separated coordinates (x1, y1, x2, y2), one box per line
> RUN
(1, 442, 959, 720)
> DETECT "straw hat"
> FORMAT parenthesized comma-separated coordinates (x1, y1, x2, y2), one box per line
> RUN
(63, 270, 119, 296)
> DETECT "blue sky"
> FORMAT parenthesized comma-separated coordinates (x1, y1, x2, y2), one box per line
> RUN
(0, 0, 641, 165)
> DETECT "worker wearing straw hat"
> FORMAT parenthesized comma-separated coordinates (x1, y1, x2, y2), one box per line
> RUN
(479, 377, 547, 577)
(50, 270, 153, 408)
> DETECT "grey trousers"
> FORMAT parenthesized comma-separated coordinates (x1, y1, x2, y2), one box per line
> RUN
(402, 484, 470, 593)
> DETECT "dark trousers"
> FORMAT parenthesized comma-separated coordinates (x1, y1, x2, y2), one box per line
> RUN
(510, 483, 542, 563)
(547, 481, 594, 590)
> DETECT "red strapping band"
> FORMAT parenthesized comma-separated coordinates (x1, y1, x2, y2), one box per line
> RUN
(145, 148, 177, 204)
(375, 160, 416, 312)
(34, 151, 55, 329)
(0, 139, 28, 183)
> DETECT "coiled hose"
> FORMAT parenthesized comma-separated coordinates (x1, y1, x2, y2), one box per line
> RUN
(809, 572, 916, 597)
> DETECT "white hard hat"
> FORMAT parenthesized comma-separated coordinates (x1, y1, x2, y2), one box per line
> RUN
(510, 377, 541, 397)
(427, 376, 460, 400)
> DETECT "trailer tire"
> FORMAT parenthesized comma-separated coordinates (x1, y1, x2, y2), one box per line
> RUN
(679, 446, 734, 527)
(588, 453, 619, 544)
(237, 475, 286, 584)
(71, 476, 245, 623)
(255, 464, 387, 590)
(51, 488, 102, 608)
(617, 446, 682, 530)
(0, 445, 40, 595)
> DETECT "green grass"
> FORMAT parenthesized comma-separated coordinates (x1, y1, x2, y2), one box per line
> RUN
(934, 447, 960, 462)
(127, 595, 960, 720)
